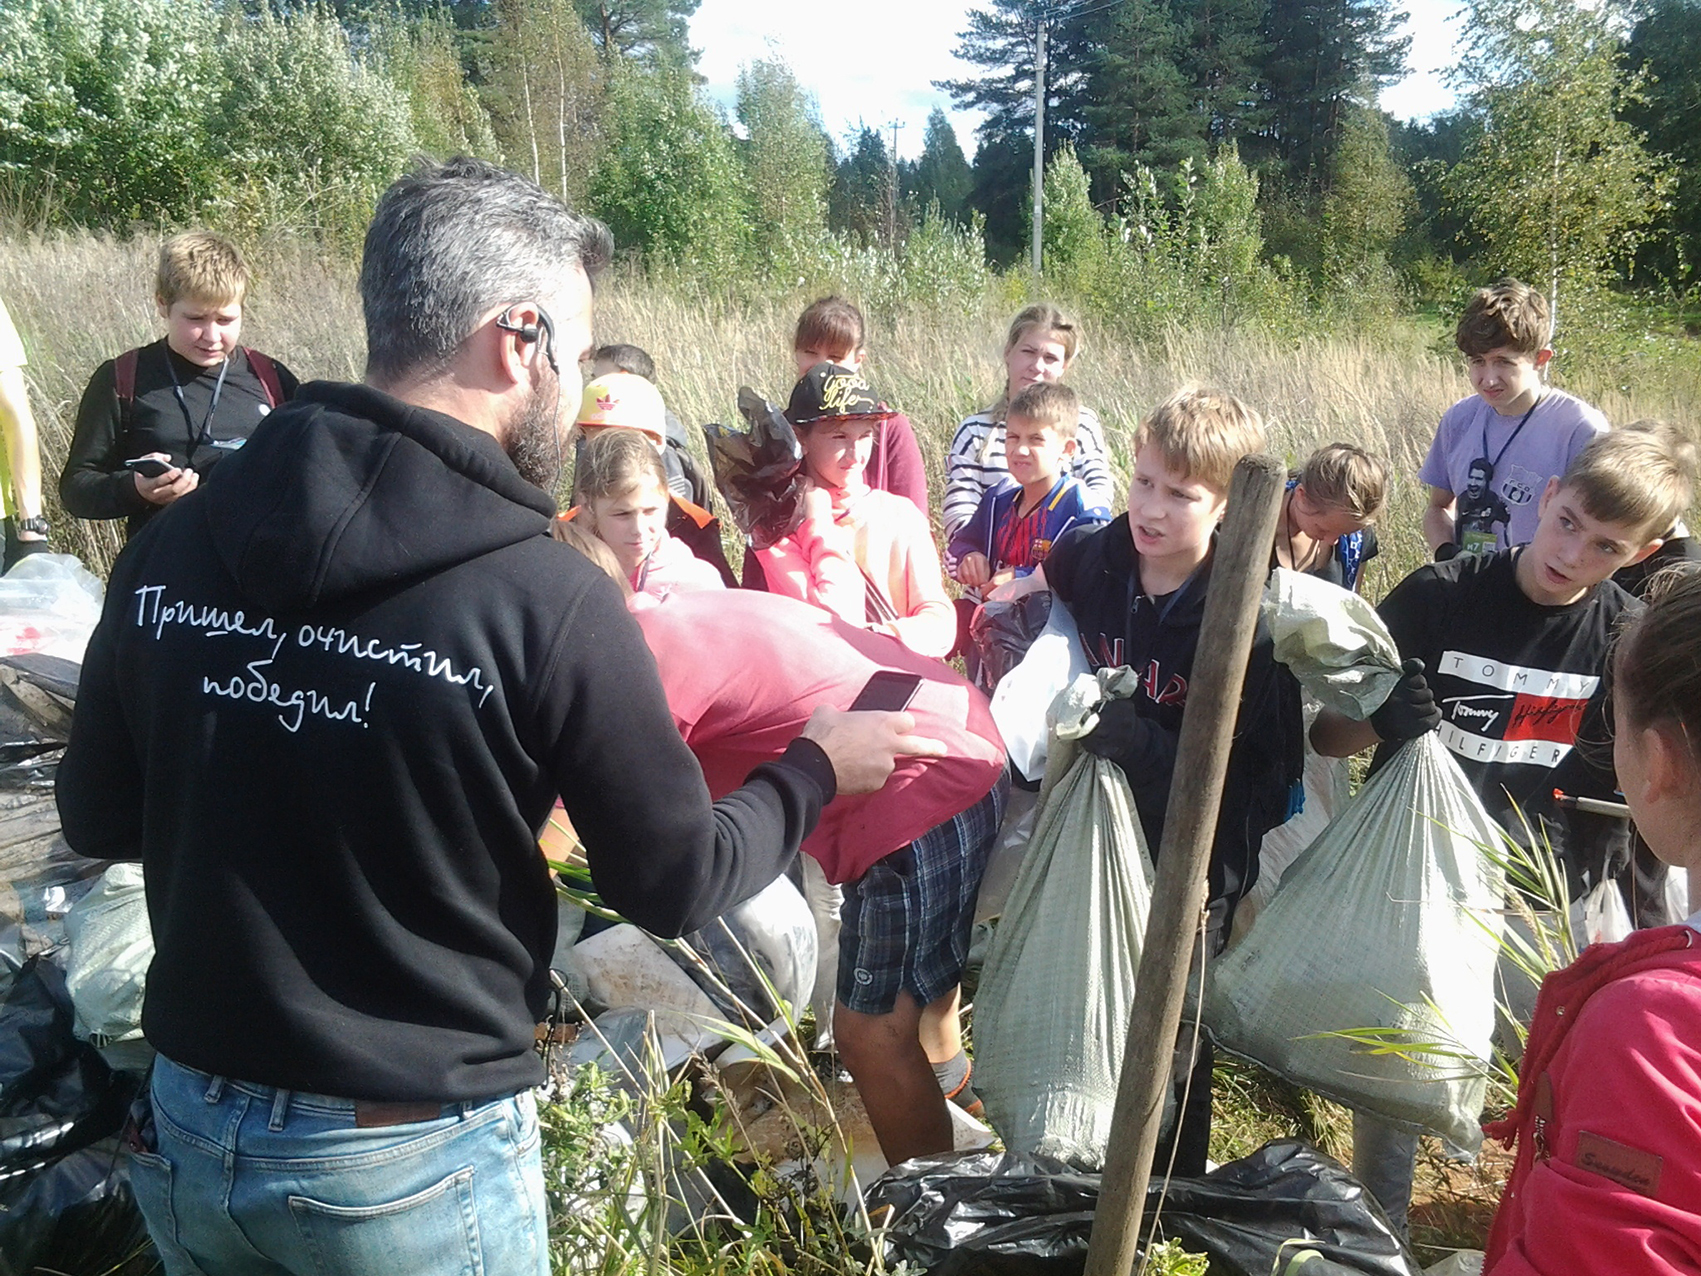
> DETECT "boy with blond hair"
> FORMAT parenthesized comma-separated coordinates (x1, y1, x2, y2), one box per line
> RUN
(61, 230, 298, 539)
(1422, 278, 1607, 559)
(1314, 424, 1698, 1235)
(1005, 384, 1304, 1174)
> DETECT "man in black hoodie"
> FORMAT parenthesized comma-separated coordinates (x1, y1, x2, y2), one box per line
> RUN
(55, 158, 935, 1275)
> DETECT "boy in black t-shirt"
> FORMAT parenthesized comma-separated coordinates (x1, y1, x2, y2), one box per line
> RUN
(1002, 384, 1304, 1175)
(61, 231, 298, 539)
(1312, 426, 1696, 1235)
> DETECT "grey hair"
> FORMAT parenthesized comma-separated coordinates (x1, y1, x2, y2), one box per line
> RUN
(359, 156, 613, 384)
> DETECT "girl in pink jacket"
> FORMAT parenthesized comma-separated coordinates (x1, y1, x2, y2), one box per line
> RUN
(758, 363, 954, 659)
(1485, 564, 1701, 1274)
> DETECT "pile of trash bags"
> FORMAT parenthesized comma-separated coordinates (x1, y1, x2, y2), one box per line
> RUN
(869, 1140, 1422, 1276)
(0, 555, 158, 1274)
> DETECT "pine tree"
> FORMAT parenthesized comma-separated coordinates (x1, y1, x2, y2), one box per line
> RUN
(1260, 0, 1409, 181)
(574, 0, 699, 65)
(830, 126, 896, 244)
(904, 108, 974, 225)
(1175, 0, 1268, 145)
(1079, 0, 1200, 180)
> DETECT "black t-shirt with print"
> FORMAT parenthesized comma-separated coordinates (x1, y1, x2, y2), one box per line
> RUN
(1372, 548, 1638, 889)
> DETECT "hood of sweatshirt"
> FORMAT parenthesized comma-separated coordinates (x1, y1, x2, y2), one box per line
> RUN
(201, 381, 556, 615)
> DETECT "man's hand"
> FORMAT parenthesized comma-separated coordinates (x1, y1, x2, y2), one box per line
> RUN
(957, 551, 992, 587)
(987, 563, 1048, 604)
(801, 706, 946, 796)
(1369, 658, 1442, 741)
(134, 455, 199, 506)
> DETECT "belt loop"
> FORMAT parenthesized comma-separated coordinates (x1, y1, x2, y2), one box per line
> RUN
(269, 1088, 291, 1132)
(459, 1100, 475, 1120)
(204, 1075, 226, 1104)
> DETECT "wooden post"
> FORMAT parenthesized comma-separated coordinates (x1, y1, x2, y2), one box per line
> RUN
(1082, 454, 1287, 1276)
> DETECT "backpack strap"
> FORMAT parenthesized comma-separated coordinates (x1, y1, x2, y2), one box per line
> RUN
(243, 349, 284, 407)
(113, 346, 139, 414)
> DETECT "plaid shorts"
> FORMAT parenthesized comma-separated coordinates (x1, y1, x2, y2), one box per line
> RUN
(837, 781, 1008, 1015)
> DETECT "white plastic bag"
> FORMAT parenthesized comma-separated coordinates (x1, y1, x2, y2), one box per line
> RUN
(0, 554, 104, 664)
(63, 861, 152, 1049)
(1206, 733, 1506, 1152)
(972, 668, 1154, 1167)
(989, 598, 1087, 783)
(1261, 567, 1402, 719)
(1576, 877, 1633, 946)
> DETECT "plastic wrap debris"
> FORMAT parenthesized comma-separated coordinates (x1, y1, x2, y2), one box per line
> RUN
(972, 669, 1155, 1167)
(868, 1140, 1420, 1276)
(704, 389, 805, 551)
(0, 555, 104, 665)
(1207, 734, 1506, 1152)
(975, 784, 1039, 924)
(989, 598, 1088, 783)
(970, 592, 1054, 693)
(575, 924, 721, 1022)
(64, 863, 154, 1070)
(0, 957, 149, 1276)
(673, 874, 817, 1023)
(1576, 876, 1633, 946)
(1261, 568, 1402, 719)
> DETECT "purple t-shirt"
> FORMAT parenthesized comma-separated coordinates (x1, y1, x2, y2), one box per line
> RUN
(1420, 389, 1607, 550)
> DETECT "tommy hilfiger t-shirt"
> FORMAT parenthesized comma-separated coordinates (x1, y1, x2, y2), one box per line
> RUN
(1372, 548, 1637, 879)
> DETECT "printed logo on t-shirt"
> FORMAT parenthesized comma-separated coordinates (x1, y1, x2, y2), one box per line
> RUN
(1501, 462, 1542, 508)
(1435, 649, 1597, 767)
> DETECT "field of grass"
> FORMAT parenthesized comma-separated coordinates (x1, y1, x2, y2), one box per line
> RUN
(10, 229, 1691, 1270)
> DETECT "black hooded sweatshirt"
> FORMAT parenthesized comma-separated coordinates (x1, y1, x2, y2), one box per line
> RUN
(1043, 514, 1304, 912)
(56, 382, 835, 1104)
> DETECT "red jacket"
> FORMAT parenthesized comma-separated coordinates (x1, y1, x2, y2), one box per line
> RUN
(631, 589, 1005, 884)
(1484, 924, 1701, 1275)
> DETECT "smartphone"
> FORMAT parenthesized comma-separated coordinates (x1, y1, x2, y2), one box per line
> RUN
(849, 670, 923, 713)
(124, 457, 175, 479)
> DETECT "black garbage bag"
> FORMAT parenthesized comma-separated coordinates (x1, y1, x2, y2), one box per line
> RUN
(868, 1140, 1419, 1276)
(969, 593, 1054, 693)
(0, 957, 151, 1275)
(0, 1136, 155, 1276)
(703, 389, 805, 551)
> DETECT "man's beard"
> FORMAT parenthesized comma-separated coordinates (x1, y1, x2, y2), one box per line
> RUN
(505, 383, 563, 491)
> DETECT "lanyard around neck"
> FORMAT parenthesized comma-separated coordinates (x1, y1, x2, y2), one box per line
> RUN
(1481, 393, 1543, 476)
(166, 352, 231, 448)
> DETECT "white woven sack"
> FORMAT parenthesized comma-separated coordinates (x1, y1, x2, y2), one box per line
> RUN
(973, 667, 1154, 1168)
(1206, 733, 1505, 1152)
(63, 861, 153, 1046)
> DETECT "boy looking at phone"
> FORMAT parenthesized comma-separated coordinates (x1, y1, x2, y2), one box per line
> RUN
(60, 231, 298, 538)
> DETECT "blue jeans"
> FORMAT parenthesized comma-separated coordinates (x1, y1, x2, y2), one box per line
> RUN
(130, 1054, 549, 1276)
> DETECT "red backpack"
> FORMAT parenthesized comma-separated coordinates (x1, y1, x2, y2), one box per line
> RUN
(113, 346, 284, 424)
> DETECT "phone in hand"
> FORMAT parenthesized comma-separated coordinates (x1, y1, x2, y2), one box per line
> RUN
(124, 457, 175, 480)
(848, 670, 923, 713)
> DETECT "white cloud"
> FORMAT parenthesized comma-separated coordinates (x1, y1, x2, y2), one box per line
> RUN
(691, 0, 985, 158)
(1382, 0, 1465, 121)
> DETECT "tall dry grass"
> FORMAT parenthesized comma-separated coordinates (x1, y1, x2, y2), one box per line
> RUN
(5, 229, 1691, 592)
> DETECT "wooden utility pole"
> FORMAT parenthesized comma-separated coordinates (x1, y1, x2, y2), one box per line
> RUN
(1031, 15, 1047, 277)
(1082, 455, 1288, 1276)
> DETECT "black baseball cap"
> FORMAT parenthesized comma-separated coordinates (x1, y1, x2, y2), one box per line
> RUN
(784, 362, 894, 427)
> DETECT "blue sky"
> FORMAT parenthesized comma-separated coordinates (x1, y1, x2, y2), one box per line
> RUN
(692, 0, 1464, 160)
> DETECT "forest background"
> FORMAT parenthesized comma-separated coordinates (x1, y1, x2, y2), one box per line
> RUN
(5, 1, 1694, 1259)
(5, 0, 1701, 571)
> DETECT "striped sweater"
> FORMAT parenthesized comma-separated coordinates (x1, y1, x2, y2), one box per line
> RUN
(942, 406, 1116, 538)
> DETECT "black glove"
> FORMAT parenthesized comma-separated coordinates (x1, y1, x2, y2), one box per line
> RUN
(1081, 697, 1151, 766)
(12, 538, 47, 560)
(1434, 541, 1460, 562)
(1370, 658, 1442, 741)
